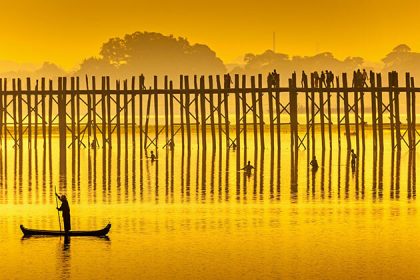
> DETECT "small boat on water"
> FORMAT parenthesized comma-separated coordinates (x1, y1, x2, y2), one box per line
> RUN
(20, 223, 111, 237)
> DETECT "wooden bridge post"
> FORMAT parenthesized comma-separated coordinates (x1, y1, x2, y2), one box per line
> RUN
(2, 79, 7, 148)
(393, 72, 401, 150)
(58, 77, 67, 161)
(101, 77, 107, 148)
(257, 74, 265, 149)
(70, 77, 76, 147)
(164, 76, 169, 145)
(223, 76, 230, 148)
(0, 78, 3, 147)
(354, 77, 360, 151)
(370, 72, 377, 150)
(131, 77, 136, 147)
(376, 73, 384, 151)
(123, 79, 129, 147)
(86, 76, 91, 141)
(138, 76, 143, 152)
(319, 78, 325, 151)
(91, 77, 97, 146)
(241, 75, 247, 150)
(388, 72, 395, 150)
(310, 74, 315, 155)
(116, 80, 121, 149)
(169, 81, 174, 145)
(194, 76, 200, 146)
(34, 79, 39, 148)
(216, 75, 223, 147)
(405, 73, 412, 149)
(268, 77, 274, 149)
(410, 77, 416, 148)
(179, 75, 185, 149)
(17, 79, 23, 148)
(27, 78, 32, 147)
(154, 76, 159, 153)
(251, 76, 258, 149)
(76, 77, 81, 147)
(234, 74, 240, 150)
(275, 75, 281, 150)
(336, 76, 341, 147)
(360, 82, 365, 150)
(48, 79, 53, 144)
(199, 76, 207, 149)
(303, 74, 310, 151)
(185, 76, 192, 149)
(41, 78, 46, 147)
(106, 77, 112, 148)
(342, 73, 351, 150)
(326, 81, 332, 149)
(209, 76, 216, 149)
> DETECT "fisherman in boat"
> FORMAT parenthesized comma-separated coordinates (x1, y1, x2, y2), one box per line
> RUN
(55, 193, 71, 234)
(310, 155, 319, 171)
(241, 161, 255, 174)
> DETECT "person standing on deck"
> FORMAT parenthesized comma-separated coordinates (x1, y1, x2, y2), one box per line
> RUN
(301, 71, 307, 88)
(362, 69, 369, 87)
(313, 71, 319, 88)
(140, 74, 146, 90)
(56, 194, 71, 234)
(320, 71, 326, 87)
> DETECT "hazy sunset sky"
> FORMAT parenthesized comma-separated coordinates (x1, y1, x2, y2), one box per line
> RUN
(1, 0, 420, 69)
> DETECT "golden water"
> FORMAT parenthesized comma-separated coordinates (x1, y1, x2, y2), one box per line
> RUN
(0, 131, 418, 280)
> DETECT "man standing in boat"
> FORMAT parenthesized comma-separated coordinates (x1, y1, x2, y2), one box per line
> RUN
(56, 193, 71, 234)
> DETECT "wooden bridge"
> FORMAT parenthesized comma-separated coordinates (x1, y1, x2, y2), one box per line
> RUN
(0, 71, 417, 161)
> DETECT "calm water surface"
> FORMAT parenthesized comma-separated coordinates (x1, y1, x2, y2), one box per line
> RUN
(0, 131, 418, 280)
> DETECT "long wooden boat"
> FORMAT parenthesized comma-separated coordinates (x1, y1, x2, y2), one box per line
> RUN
(20, 223, 111, 237)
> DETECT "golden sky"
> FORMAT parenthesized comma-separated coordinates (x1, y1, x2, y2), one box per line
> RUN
(1, 0, 420, 69)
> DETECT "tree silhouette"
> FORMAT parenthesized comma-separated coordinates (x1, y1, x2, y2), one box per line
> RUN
(78, 31, 226, 79)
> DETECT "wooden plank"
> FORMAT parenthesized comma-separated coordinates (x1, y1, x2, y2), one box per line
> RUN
(405, 73, 412, 149)
(48, 79, 53, 144)
(319, 77, 325, 150)
(17, 79, 23, 148)
(92, 77, 97, 146)
(116, 80, 121, 148)
(194, 75, 200, 146)
(164, 76, 169, 144)
(410, 77, 416, 148)
(268, 76, 274, 148)
(131, 77, 136, 147)
(123, 79, 129, 147)
(336, 76, 341, 146)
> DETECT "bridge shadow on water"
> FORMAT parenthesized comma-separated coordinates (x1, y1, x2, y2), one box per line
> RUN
(0, 138, 416, 205)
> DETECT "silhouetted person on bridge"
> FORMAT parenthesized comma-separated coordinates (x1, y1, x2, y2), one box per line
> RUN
(301, 71, 307, 87)
(326, 70, 334, 87)
(56, 193, 71, 234)
(310, 155, 319, 171)
(313, 71, 319, 87)
(267, 72, 274, 87)
(272, 69, 279, 87)
(320, 71, 326, 87)
(241, 161, 255, 173)
(140, 74, 146, 90)
(362, 69, 369, 87)
(224, 74, 233, 89)
(351, 149, 357, 170)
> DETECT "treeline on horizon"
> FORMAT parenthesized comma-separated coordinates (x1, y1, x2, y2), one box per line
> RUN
(2, 31, 420, 85)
